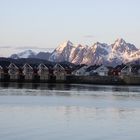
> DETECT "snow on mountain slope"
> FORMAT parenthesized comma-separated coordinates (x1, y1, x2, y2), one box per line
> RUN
(107, 38, 138, 64)
(49, 38, 139, 66)
(49, 41, 73, 62)
(10, 50, 36, 59)
(80, 42, 111, 65)
(9, 38, 140, 66)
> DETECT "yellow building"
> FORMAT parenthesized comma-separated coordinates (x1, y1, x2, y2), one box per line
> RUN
(53, 64, 66, 81)
(23, 63, 34, 80)
(0, 66, 4, 80)
(8, 63, 19, 80)
(37, 63, 49, 80)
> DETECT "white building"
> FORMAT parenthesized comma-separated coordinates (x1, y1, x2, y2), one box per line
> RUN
(120, 65, 132, 76)
(94, 65, 109, 76)
(72, 66, 88, 76)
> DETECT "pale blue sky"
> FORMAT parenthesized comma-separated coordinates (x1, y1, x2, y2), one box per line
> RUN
(0, 0, 140, 56)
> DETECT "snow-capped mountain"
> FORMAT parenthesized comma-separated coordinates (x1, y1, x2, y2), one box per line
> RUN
(48, 38, 139, 66)
(49, 41, 75, 62)
(10, 50, 37, 59)
(9, 39, 140, 66)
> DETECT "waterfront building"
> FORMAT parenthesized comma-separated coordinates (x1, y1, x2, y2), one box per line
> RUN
(53, 64, 66, 80)
(120, 65, 132, 76)
(111, 65, 126, 76)
(138, 69, 140, 75)
(86, 65, 100, 76)
(94, 65, 109, 76)
(23, 63, 34, 80)
(0, 66, 4, 80)
(72, 65, 88, 76)
(37, 63, 49, 80)
(8, 63, 20, 80)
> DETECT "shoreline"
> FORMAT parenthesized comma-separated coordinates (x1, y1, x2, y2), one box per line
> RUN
(1, 75, 140, 85)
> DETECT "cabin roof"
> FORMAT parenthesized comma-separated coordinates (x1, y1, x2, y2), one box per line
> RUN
(96, 65, 109, 70)
(37, 63, 49, 70)
(0, 65, 3, 69)
(53, 64, 65, 70)
(86, 65, 100, 72)
(23, 63, 33, 69)
(8, 63, 19, 69)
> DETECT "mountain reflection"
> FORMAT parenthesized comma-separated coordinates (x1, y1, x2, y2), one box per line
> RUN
(0, 83, 140, 98)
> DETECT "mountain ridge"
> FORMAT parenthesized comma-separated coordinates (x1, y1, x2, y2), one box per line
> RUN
(9, 38, 140, 67)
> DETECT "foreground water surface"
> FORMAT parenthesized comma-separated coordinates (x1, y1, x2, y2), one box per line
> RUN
(0, 83, 140, 140)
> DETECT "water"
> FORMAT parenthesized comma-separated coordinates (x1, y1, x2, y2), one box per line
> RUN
(0, 83, 140, 140)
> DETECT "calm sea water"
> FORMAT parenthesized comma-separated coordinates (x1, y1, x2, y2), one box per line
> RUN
(0, 83, 140, 140)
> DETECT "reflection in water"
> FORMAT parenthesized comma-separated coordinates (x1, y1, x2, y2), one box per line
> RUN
(0, 83, 140, 97)
(0, 105, 139, 140)
(0, 84, 140, 139)
(112, 86, 130, 92)
(0, 82, 140, 92)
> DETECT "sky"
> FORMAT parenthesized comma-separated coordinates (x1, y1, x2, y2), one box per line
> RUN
(0, 0, 140, 56)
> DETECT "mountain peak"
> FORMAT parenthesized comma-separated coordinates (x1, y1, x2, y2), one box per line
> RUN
(55, 40, 74, 52)
(92, 42, 107, 49)
(20, 49, 35, 53)
(10, 49, 36, 59)
(92, 42, 101, 47)
(62, 40, 73, 46)
(114, 38, 126, 45)
(9, 39, 139, 67)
